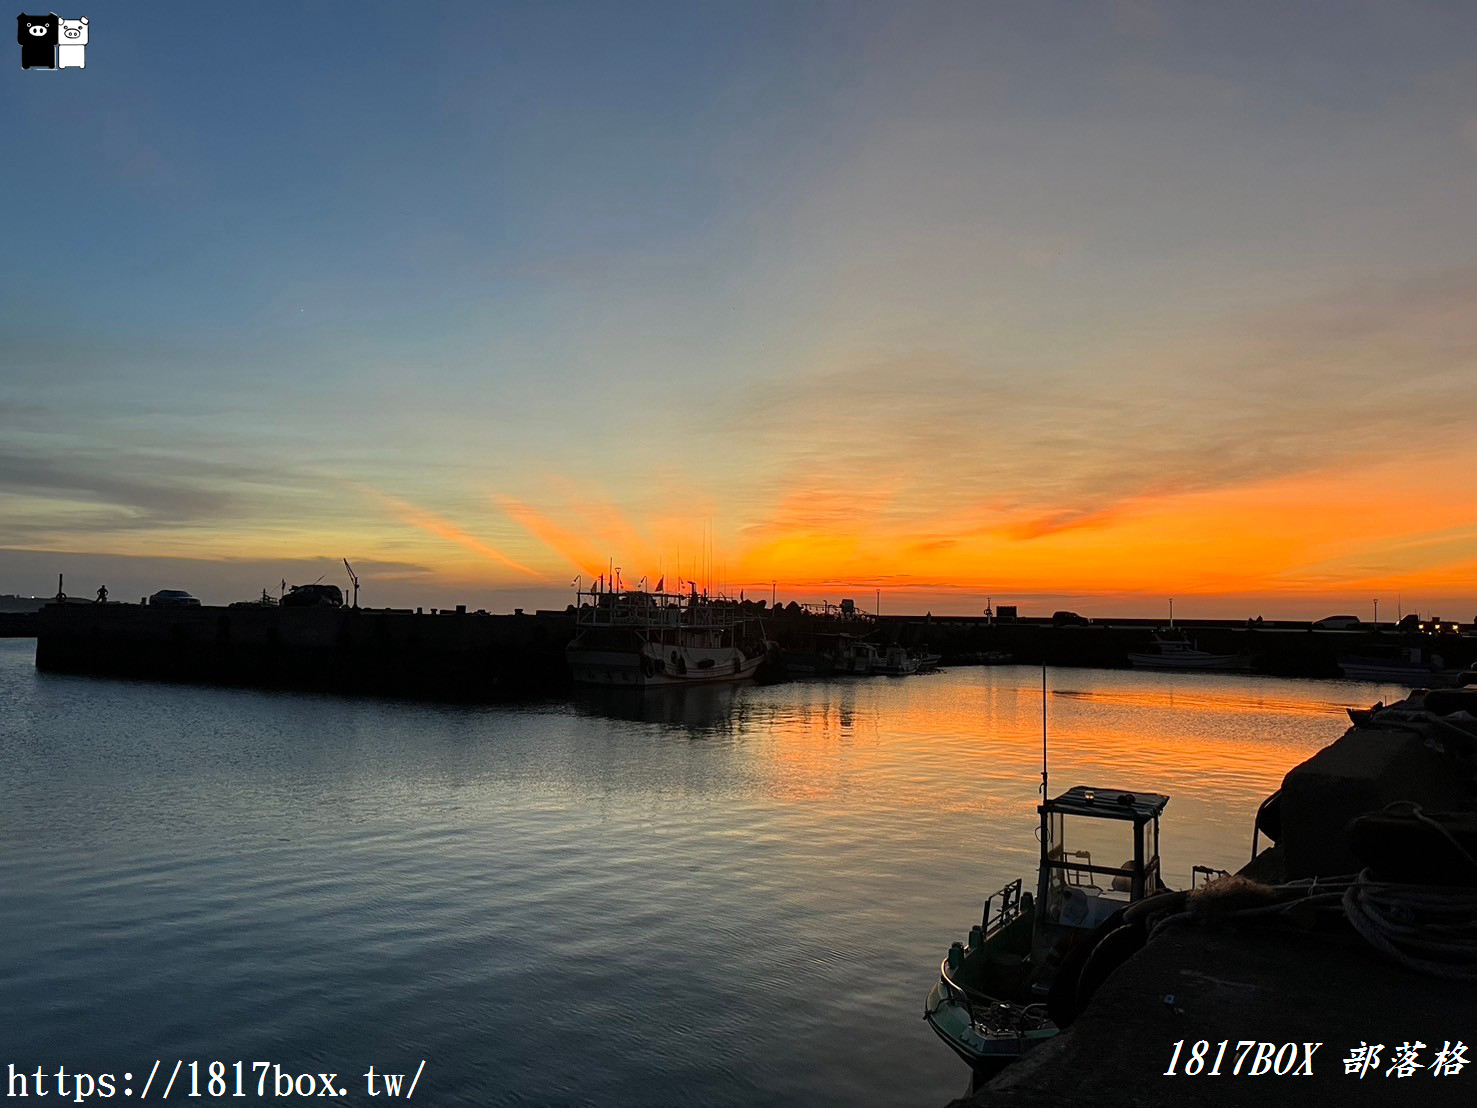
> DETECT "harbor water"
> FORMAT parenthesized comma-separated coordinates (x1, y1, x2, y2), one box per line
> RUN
(0, 638, 1405, 1105)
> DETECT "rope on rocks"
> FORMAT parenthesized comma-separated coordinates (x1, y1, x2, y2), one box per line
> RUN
(1343, 872, 1477, 982)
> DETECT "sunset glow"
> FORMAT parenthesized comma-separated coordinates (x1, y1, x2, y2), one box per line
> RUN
(5, 4, 1475, 620)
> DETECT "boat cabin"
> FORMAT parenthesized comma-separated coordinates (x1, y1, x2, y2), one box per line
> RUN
(1035, 786, 1169, 934)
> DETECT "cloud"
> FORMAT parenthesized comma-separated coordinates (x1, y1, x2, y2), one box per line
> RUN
(729, 267, 1477, 545)
(0, 449, 246, 530)
(360, 487, 545, 580)
(494, 494, 604, 575)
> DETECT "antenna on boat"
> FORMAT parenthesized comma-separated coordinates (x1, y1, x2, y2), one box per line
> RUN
(1041, 664, 1049, 800)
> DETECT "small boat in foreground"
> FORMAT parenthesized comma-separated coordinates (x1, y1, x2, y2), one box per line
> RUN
(925, 785, 1172, 1077)
(1128, 629, 1252, 671)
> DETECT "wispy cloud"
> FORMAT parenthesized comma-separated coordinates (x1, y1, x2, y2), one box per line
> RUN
(360, 488, 544, 580)
(731, 267, 1477, 549)
(494, 494, 604, 575)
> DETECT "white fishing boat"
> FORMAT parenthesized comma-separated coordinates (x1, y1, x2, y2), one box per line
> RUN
(1127, 629, 1252, 671)
(873, 644, 921, 676)
(924, 785, 1173, 1076)
(565, 584, 770, 688)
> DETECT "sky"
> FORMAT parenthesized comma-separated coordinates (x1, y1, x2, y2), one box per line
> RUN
(4, 1, 1477, 619)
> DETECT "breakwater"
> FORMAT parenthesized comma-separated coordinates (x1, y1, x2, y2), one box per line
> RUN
(875, 614, 1476, 678)
(35, 602, 575, 699)
(32, 601, 1477, 698)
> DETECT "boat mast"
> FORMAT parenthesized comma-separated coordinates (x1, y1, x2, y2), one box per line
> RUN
(1041, 664, 1048, 801)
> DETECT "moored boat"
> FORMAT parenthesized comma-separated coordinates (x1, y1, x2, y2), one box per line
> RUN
(566, 585, 770, 688)
(1337, 646, 1460, 687)
(1128, 629, 1252, 671)
(925, 785, 1172, 1077)
(837, 640, 880, 675)
(873, 644, 921, 676)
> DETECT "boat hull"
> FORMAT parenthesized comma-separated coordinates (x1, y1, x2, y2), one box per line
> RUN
(923, 979, 1056, 1076)
(1337, 658, 1457, 686)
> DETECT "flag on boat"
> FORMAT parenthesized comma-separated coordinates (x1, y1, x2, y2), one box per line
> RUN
(655, 576, 664, 591)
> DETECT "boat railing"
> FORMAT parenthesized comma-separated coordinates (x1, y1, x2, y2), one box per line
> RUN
(1191, 865, 1231, 890)
(937, 955, 1044, 1038)
(933, 878, 1029, 1023)
(574, 589, 758, 631)
(797, 601, 876, 621)
(981, 877, 1024, 934)
(932, 878, 1037, 1034)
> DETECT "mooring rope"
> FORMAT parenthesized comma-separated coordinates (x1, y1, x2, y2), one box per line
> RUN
(1148, 803, 1477, 984)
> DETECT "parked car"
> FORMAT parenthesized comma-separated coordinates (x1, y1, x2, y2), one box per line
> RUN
(280, 583, 344, 608)
(1312, 614, 1361, 630)
(1052, 610, 1092, 626)
(149, 589, 200, 608)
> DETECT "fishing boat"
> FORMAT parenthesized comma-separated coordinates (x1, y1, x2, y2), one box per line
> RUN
(782, 631, 865, 676)
(836, 640, 881, 675)
(873, 644, 921, 676)
(1337, 646, 1460, 687)
(924, 784, 1171, 1076)
(1127, 629, 1252, 671)
(565, 584, 770, 688)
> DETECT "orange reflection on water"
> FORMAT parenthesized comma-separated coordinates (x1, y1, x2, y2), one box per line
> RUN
(741, 668, 1351, 888)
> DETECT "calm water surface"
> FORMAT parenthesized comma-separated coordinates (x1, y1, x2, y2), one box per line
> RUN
(0, 639, 1405, 1105)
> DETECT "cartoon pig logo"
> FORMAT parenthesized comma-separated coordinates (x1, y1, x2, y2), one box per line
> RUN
(57, 15, 86, 68)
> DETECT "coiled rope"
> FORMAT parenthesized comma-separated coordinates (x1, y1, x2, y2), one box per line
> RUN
(1148, 803, 1477, 982)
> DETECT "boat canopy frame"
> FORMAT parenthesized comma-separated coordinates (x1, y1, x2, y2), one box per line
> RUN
(1037, 786, 1169, 908)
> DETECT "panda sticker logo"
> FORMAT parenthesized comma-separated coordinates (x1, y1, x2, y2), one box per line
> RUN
(17, 11, 86, 70)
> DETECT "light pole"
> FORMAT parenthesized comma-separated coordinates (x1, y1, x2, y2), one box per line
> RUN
(1373, 599, 1378, 627)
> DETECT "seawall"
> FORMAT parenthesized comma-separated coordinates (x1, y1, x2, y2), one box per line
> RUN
(35, 602, 575, 699)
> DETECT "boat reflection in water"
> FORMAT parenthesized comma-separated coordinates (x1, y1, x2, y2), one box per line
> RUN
(570, 682, 745, 730)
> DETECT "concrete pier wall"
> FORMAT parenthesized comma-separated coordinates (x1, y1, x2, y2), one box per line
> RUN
(35, 602, 575, 699)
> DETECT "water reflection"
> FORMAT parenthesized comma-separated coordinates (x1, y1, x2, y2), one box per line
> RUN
(0, 641, 1389, 1108)
(570, 682, 745, 731)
